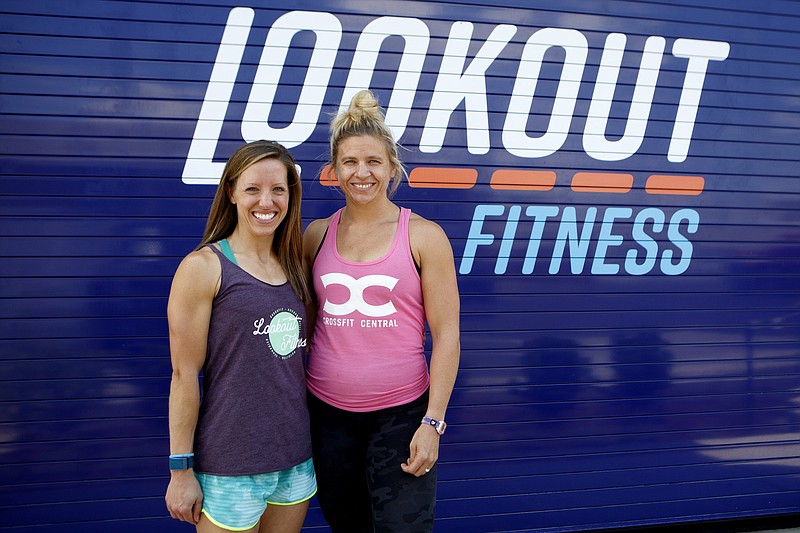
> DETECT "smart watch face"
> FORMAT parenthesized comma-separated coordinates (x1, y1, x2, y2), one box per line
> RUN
(422, 417, 446, 435)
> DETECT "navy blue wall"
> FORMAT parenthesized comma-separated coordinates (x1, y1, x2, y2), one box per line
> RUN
(1, 0, 799, 531)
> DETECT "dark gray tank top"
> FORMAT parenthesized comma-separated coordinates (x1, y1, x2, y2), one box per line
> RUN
(193, 243, 311, 475)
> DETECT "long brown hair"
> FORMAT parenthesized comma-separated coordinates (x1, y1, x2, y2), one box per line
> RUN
(198, 140, 311, 303)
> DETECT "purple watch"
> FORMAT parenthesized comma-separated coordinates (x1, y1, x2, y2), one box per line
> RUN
(421, 416, 446, 436)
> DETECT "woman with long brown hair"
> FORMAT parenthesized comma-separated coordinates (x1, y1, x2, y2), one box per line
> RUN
(165, 140, 315, 532)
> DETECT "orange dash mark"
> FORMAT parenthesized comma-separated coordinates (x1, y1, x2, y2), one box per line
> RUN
(408, 167, 478, 189)
(320, 165, 338, 186)
(646, 175, 705, 196)
(571, 172, 633, 193)
(490, 170, 556, 191)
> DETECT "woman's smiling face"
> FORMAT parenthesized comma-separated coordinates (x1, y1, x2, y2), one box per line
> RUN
(228, 157, 289, 238)
(335, 135, 396, 206)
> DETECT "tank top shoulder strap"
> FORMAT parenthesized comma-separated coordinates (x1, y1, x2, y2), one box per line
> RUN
(206, 242, 235, 276)
(397, 207, 421, 275)
(398, 207, 410, 236)
(217, 239, 238, 265)
(315, 209, 343, 260)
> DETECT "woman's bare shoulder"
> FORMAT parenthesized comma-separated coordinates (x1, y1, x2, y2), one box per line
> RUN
(173, 245, 220, 286)
(409, 211, 449, 244)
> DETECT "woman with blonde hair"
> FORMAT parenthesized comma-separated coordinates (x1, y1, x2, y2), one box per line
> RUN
(304, 91, 461, 532)
(166, 140, 316, 532)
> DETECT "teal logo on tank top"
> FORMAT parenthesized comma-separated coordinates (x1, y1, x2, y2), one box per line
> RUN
(252, 309, 307, 358)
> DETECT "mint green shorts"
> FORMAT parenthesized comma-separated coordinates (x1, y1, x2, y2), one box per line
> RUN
(195, 458, 316, 531)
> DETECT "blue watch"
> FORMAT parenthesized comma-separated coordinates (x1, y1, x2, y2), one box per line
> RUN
(169, 453, 194, 470)
(421, 416, 446, 436)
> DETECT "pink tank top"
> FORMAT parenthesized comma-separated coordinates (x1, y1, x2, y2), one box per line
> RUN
(307, 207, 429, 412)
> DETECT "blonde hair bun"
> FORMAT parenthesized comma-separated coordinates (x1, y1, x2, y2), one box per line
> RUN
(332, 89, 383, 132)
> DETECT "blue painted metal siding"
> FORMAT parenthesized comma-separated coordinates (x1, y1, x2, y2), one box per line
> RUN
(1, 0, 799, 531)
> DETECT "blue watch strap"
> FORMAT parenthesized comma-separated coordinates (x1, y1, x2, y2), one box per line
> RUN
(169, 453, 195, 470)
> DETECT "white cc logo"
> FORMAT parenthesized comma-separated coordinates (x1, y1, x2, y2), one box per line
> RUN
(320, 273, 399, 317)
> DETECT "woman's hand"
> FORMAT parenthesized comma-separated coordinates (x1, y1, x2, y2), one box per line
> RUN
(401, 424, 440, 477)
(165, 470, 203, 524)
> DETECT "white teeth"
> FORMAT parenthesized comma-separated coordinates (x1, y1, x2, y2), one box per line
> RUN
(254, 212, 275, 221)
(353, 183, 373, 189)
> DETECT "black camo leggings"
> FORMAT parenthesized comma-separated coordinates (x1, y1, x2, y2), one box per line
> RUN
(307, 391, 437, 533)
